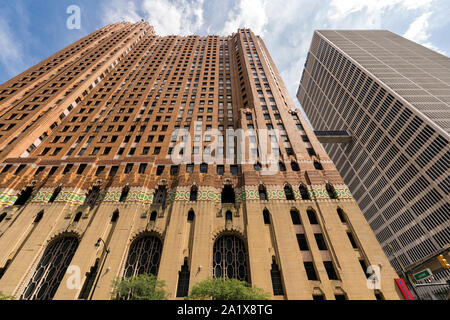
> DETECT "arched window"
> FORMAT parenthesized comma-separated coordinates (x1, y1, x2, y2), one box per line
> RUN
(0, 212, 7, 223)
(290, 209, 301, 225)
(111, 209, 119, 223)
(190, 186, 198, 202)
(326, 184, 338, 199)
(213, 234, 249, 282)
(48, 186, 62, 203)
(34, 210, 44, 223)
(14, 187, 34, 206)
(123, 235, 163, 278)
(176, 259, 190, 298)
(270, 259, 284, 296)
(259, 185, 268, 201)
(225, 210, 233, 221)
(119, 186, 130, 202)
(153, 186, 167, 206)
(278, 161, 286, 172)
(221, 185, 235, 204)
(263, 209, 271, 225)
(284, 184, 295, 201)
(150, 211, 157, 222)
(337, 208, 346, 223)
(84, 186, 100, 209)
(314, 161, 323, 170)
(307, 209, 319, 225)
(187, 209, 195, 222)
(21, 235, 79, 300)
(291, 161, 300, 172)
(299, 184, 310, 200)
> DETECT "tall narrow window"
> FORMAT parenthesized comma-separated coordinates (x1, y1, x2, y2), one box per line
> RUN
(123, 235, 163, 277)
(284, 184, 295, 200)
(84, 186, 100, 209)
(213, 234, 248, 282)
(34, 210, 44, 223)
(74, 212, 82, 222)
(304, 262, 318, 280)
(200, 163, 208, 173)
(296, 234, 309, 251)
(307, 209, 318, 225)
(21, 235, 79, 300)
(359, 259, 369, 278)
(278, 161, 286, 172)
(314, 161, 323, 170)
(263, 209, 271, 225)
(314, 234, 328, 250)
(78, 259, 99, 300)
(176, 260, 190, 298)
(324, 261, 339, 280)
(347, 232, 358, 249)
(49, 186, 62, 203)
(187, 210, 195, 222)
(153, 186, 167, 207)
(290, 209, 301, 225)
(0, 212, 7, 223)
(111, 209, 119, 223)
(291, 161, 300, 172)
(221, 185, 235, 204)
(337, 208, 346, 223)
(120, 186, 130, 202)
(190, 186, 198, 202)
(14, 187, 34, 206)
(299, 184, 310, 200)
(150, 211, 157, 222)
(259, 185, 268, 200)
(225, 211, 233, 221)
(270, 260, 284, 296)
(326, 184, 338, 199)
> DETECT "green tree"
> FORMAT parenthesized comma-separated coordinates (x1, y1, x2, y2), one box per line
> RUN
(112, 274, 168, 300)
(0, 291, 15, 300)
(187, 278, 270, 300)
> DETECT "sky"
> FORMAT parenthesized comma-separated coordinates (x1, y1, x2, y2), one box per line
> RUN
(0, 0, 449, 113)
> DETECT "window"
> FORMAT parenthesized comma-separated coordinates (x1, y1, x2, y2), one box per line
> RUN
(221, 185, 235, 204)
(313, 294, 325, 301)
(290, 210, 301, 225)
(296, 234, 309, 251)
(304, 262, 318, 280)
(314, 234, 328, 250)
(190, 186, 198, 202)
(291, 162, 300, 172)
(326, 184, 338, 199)
(278, 162, 286, 172)
(120, 186, 130, 202)
(299, 184, 310, 200)
(213, 234, 248, 282)
(187, 210, 195, 222)
(186, 164, 194, 173)
(337, 208, 347, 223)
(21, 236, 79, 300)
(138, 163, 147, 174)
(347, 232, 358, 249)
(259, 185, 268, 200)
(284, 185, 295, 200)
(200, 163, 208, 173)
(225, 211, 233, 221)
(314, 161, 323, 170)
(170, 165, 179, 176)
(217, 165, 225, 175)
(307, 209, 318, 224)
(14, 187, 34, 206)
(335, 294, 347, 300)
(324, 261, 339, 280)
(123, 235, 163, 278)
(176, 260, 190, 298)
(49, 186, 62, 203)
(76, 164, 87, 175)
(156, 166, 165, 176)
(270, 260, 284, 296)
(263, 209, 271, 225)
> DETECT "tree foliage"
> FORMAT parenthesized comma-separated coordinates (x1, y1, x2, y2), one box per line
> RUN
(0, 291, 15, 300)
(112, 274, 168, 300)
(187, 278, 270, 300)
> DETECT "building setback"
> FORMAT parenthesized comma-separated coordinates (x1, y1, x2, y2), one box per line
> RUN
(0, 22, 401, 300)
(297, 30, 449, 298)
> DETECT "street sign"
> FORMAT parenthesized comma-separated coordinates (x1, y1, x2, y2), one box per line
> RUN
(413, 268, 433, 281)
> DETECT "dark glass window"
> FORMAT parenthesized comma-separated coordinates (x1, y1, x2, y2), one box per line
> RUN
(290, 210, 301, 225)
(213, 234, 248, 282)
(270, 260, 284, 296)
(176, 260, 190, 297)
(284, 185, 295, 200)
(296, 234, 309, 251)
(314, 234, 328, 250)
(307, 209, 318, 224)
(324, 261, 339, 280)
(123, 235, 163, 278)
(263, 209, 271, 225)
(304, 262, 318, 280)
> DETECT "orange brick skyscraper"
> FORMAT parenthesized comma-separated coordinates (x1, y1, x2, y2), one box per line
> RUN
(0, 21, 401, 300)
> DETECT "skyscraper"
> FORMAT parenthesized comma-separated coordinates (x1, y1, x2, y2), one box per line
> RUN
(297, 30, 449, 298)
(0, 22, 401, 300)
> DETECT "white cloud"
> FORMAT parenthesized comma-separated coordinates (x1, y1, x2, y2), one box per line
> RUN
(0, 17, 26, 77)
(102, 0, 205, 36)
(221, 0, 268, 36)
(403, 11, 446, 54)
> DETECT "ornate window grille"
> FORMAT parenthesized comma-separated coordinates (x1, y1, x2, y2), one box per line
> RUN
(123, 235, 163, 278)
(21, 236, 79, 300)
(213, 235, 249, 282)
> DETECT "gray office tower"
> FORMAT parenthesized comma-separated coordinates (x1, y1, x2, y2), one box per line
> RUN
(297, 30, 449, 300)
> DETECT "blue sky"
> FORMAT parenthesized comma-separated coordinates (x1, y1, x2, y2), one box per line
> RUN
(1, 0, 449, 109)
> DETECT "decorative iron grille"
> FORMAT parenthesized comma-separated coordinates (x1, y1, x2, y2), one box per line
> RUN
(213, 235, 249, 282)
(123, 236, 163, 278)
(21, 236, 79, 300)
